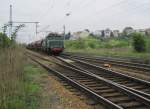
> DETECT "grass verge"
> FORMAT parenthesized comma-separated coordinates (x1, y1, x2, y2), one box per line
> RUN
(0, 47, 42, 109)
(65, 48, 150, 60)
(65, 37, 150, 60)
(25, 58, 94, 109)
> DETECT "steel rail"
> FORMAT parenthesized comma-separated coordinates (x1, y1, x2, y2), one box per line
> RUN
(27, 53, 150, 108)
(63, 54, 150, 72)
(58, 56, 150, 99)
(28, 55, 123, 109)
(26, 51, 150, 99)
(62, 56, 150, 85)
(63, 52, 150, 65)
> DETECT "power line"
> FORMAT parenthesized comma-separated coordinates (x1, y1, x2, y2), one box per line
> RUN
(38, 0, 89, 32)
(40, 0, 71, 23)
(37, 0, 70, 34)
(64, 0, 150, 31)
(79, 0, 143, 23)
(61, 0, 93, 16)
(95, 0, 127, 14)
(38, 0, 55, 21)
(68, 0, 93, 14)
(38, 25, 51, 33)
(36, 0, 56, 35)
(13, 21, 39, 37)
(38, 0, 150, 33)
(83, 0, 150, 29)
(78, 0, 129, 22)
(54, 0, 128, 26)
(74, 0, 91, 8)
(81, 0, 97, 8)
(64, 0, 72, 7)
(93, 0, 150, 22)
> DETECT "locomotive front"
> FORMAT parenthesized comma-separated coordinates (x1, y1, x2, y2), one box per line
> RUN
(42, 33, 64, 54)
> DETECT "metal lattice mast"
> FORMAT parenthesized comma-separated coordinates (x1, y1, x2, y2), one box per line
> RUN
(9, 5, 13, 37)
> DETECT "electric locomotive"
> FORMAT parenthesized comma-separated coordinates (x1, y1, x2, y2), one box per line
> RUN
(42, 33, 64, 54)
(28, 33, 64, 55)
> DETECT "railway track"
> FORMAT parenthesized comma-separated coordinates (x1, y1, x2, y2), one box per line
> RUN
(59, 56, 150, 99)
(63, 53, 150, 72)
(27, 52, 150, 109)
(64, 52, 150, 64)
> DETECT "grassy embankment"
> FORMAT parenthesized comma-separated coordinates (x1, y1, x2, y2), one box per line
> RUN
(0, 46, 92, 109)
(65, 37, 150, 60)
(0, 46, 44, 109)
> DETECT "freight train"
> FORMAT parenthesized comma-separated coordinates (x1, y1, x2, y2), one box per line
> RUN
(27, 33, 64, 55)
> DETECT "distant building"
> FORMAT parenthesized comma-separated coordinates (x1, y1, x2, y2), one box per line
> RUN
(70, 31, 81, 40)
(104, 28, 112, 38)
(145, 28, 150, 36)
(93, 29, 118, 38)
(123, 27, 134, 35)
(70, 30, 90, 40)
(113, 30, 120, 37)
(135, 29, 146, 35)
(93, 30, 103, 37)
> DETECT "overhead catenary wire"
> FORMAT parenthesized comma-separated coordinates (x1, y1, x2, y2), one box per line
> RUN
(39, 0, 150, 33)
(91, 0, 150, 24)
(38, 0, 75, 33)
(76, 0, 130, 22)
(45, 0, 89, 30)
(58, 0, 129, 26)
(38, 25, 51, 33)
(64, 0, 72, 7)
(81, 0, 97, 9)
(67, 0, 94, 14)
(36, 0, 56, 34)
(96, 0, 127, 14)
(72, 0, 150, 28)
(38, 0, 55, 21)
(38, 0, 95, 33)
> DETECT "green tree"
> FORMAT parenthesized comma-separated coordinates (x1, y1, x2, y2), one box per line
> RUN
(11, 24, 25, 42)
(132, 33, 146, 52)
(0, 33, 11, 48)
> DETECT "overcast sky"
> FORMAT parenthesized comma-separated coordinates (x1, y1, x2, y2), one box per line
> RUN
(1, 0, 150, 43)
